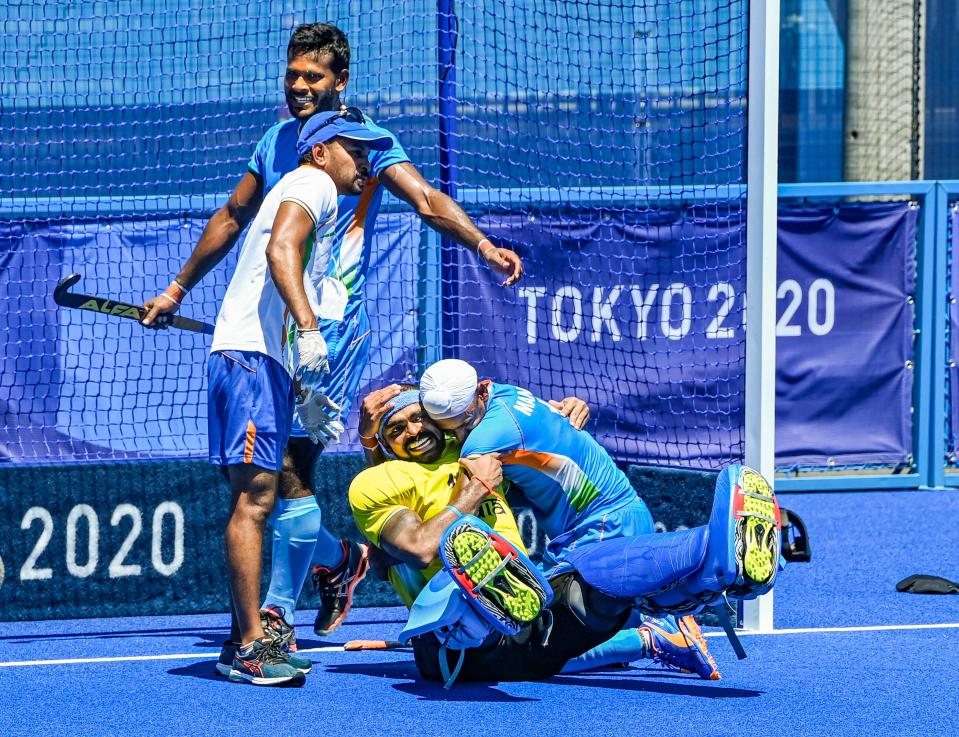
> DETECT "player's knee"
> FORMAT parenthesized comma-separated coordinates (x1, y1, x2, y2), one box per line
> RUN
(558, 572, 631, 631)
(279, 439, 320, 498)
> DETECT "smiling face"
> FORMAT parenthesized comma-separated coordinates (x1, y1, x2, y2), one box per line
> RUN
(381, 404, 447, 463)
(284, 53, 348, 119)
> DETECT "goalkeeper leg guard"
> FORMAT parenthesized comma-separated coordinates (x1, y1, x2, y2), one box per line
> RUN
(561, 525, 709, 601)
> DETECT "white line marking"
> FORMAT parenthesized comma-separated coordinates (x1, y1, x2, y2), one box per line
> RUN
(0, 645, 343, 668)
(2, 623, 958, 668)
(702, 622, 959, 637)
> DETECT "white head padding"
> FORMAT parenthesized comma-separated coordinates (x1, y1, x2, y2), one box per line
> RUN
(420, 359, 479, 420)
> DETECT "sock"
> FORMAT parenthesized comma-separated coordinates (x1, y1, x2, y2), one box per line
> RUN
(560, 628, 652, 674)
(312, 526, 346, 570)
(262, 497, 322, 622)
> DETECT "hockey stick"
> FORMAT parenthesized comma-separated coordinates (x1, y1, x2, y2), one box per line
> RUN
(53, 273, 214, 335)
(343, 639, 407, 651)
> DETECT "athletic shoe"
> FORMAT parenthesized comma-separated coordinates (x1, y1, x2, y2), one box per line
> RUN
(311, 540, 370, 636)
(215, 640, 237, 677)
(642, 615, 720, 680)
(260, 606, 312, 674)
(448, 528, 541, 624)
(228, 636, 305, 686)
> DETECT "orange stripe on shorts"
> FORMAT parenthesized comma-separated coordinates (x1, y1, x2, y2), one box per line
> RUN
(244, 420, 257, 463)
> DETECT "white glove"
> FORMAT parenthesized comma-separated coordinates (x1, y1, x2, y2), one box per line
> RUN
(295, 328, 329, 393)
(296, 390, 344, 447)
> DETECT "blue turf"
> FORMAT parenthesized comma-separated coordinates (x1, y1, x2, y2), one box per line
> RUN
(3, 490, 959, 737)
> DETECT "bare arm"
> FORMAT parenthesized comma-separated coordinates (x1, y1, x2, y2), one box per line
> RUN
(265, 201, 318, 330)
(142, 172, 263, 325)
(380, 162, 524, 286)
(377, 455, 502, 568)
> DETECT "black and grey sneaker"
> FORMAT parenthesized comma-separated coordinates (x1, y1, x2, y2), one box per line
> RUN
(311, 540, 370, 636)
(260, 606, 312, 674)
(215, 640, 237, 677)
(228, 636, 304, 686)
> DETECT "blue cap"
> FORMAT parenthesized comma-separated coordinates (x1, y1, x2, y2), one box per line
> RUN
(296, 109, 393, 156)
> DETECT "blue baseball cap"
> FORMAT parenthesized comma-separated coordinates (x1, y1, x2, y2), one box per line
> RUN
(296, 108, 393, 156)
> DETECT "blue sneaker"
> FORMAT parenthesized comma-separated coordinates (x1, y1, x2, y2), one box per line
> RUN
(643, 615, 720, 680)
(228, 637, 305, 686)
(704, 465, 782, 600)
(260, 606, 312, 674)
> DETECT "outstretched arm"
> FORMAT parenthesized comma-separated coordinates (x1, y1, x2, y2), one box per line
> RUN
(380, 162, 524, 286)
(142, 172, 263, 326)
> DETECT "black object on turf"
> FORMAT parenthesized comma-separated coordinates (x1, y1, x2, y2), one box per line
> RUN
(54, 273, 214, 335)
(896, 574, 959, 594)
(780, 507, 811, 563)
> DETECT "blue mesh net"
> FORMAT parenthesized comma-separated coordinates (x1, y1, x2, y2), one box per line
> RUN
(1, 0, 749, 467)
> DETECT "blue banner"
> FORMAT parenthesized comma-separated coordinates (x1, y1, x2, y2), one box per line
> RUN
(448, 202, 916, 468)
(776, 203, 916, 468)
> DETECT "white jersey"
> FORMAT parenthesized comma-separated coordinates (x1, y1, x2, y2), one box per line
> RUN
(211, 166, 348, 375)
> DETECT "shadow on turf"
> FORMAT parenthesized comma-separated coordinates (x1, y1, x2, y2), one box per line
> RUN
(325, 661, 539, 702)
(166, 660, 305, 687)
(552, 671, 764, 699)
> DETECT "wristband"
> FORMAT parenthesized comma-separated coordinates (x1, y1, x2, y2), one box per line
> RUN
(467, 474, 503, 501)
(476, 238, 495, 258)
(161, 280, 188, 306)
(359, 436, 379, 450)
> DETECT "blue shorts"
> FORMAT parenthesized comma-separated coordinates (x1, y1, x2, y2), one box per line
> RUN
(208, 350, 294, 472)
(541, 498, 654, 572)
(289, 300, 372, 438)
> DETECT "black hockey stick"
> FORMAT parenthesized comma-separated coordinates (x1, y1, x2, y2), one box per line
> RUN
(53, 273, 214, 335)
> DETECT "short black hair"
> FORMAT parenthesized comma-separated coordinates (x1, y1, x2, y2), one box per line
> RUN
(287, 23, 350, 73)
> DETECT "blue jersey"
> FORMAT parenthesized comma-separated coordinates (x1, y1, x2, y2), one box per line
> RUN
(460, 383, 639, 540)
(247, 114, 410, 301)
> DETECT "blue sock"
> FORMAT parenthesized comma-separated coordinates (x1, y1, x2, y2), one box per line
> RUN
(561, 628, 652, 674)
(312, 525, 345, 570)
(263, 497, 322, 623)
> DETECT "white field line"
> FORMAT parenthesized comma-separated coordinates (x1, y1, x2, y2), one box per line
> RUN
(701, 622, 959, 637)
(1, 623, 958, 668)
(0, 645, 343, 668)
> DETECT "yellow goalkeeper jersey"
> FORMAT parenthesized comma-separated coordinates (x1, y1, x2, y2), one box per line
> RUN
(349, 447, 526, 607)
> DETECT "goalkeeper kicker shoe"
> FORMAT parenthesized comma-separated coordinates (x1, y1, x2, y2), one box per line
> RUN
(260, 606, 312, 674)
(312, 540, 370, 636)
(228, 636, 304, 686)
(642, 615, 720, 681)
(702, 465, 782, 601)
(440, 517, 551, 633)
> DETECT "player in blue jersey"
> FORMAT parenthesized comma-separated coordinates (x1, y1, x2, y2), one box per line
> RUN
(141, 24, 524, 662)
(417, 359, 784, 679)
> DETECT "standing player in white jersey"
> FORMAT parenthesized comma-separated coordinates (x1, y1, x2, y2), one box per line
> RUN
(163, 111, 392, 686)
(142, 24, 524, 658)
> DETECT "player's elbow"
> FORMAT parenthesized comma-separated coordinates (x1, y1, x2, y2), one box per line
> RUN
(414, 186, 445, 223)
(409, 540, 439, 569)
